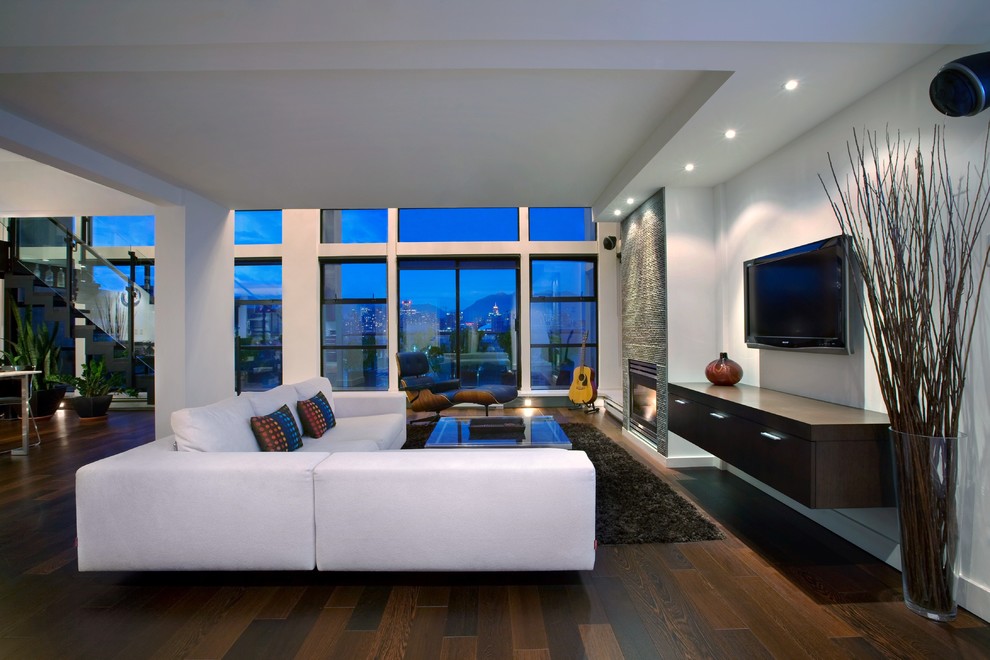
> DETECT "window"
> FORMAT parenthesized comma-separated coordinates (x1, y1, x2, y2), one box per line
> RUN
(529, 207, 595, 241)
(530, 258, 597, 390)
(234, 261, 283, 393)
(321, 209, 388, 243)
(399, 208, 519, 242)
(398, 259, 518, 387)
(321, 260, 388, 389)
(91, 215, 155, 247)
(235, 210, 282, 245)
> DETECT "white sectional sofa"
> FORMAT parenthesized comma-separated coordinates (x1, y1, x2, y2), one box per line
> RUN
(75, 377, 597, 572)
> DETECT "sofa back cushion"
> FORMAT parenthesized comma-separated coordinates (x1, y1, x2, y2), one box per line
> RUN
(172, 394, 259, 452)
(293, 377, 335, 409)
(247, 384, 303, 431)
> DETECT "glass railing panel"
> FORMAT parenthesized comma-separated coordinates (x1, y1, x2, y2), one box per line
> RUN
(12, 217, 155, 370)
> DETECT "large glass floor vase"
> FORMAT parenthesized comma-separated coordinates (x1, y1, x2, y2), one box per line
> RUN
(890, 429, 960, 621)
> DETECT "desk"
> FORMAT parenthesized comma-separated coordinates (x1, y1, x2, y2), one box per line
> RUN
(0, 370, 41, 456)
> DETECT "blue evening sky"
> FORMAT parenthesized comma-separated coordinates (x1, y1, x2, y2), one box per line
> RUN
(93, 208, 593, 305)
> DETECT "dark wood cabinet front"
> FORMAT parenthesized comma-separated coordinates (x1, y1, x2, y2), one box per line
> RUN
(668, 383, 894, 509)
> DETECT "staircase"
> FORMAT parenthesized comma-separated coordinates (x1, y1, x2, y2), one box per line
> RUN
(4, 217, 154, 405)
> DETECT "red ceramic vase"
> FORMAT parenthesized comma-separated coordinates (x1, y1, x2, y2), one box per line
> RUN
(705, 352, 743, 386)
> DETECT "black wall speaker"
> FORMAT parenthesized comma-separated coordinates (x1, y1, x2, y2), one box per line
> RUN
(602, 235, 617, 250)
(930, 51, 990, 117)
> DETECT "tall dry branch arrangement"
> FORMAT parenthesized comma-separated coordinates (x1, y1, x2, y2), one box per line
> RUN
(821, 125, 990, 438)
(820, 124, 990, 619)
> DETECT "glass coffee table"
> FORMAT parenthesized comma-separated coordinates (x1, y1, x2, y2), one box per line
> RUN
(425, 415, 572, 449)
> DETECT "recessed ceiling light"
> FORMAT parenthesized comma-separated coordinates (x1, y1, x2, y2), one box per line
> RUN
(784, 79, 799, 91)
(613, 209, 622, 216)
(724, 129, 737, 139)
(626, 197, 635, 205)
(684, 163, 695, 172)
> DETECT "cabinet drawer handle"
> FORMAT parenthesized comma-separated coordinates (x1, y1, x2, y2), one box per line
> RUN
(674, 399, 689, 405)
(709, 412, 728, 420)
(760, 431, 783, 441)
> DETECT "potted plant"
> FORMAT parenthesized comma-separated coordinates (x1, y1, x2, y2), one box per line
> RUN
(2, 301, 67, 418)
(49, 358, 128, 419)
(821, 124, 990, 621)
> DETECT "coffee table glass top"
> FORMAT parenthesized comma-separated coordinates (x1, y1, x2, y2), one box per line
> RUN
(425, 415, 571, 449)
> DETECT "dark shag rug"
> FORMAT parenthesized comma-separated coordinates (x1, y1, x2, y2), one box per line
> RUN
(402, 421, 724, 545)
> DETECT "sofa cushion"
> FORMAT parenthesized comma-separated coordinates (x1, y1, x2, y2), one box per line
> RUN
(297, 412, 406, 452)
(172, 394, 258, 452)
(251, 404, 304, 452)
(293, 377, 335, 410)
(248, 384, 303, 431)
(297, 391, 337, 438)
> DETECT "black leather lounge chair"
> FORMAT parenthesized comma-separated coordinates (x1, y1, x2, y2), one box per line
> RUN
(396, 351, 519, 423)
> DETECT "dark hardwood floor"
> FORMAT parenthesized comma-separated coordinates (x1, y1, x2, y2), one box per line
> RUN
(1, 407, 988, 659)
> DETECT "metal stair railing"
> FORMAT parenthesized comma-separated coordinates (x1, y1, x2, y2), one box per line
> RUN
(8, 217, 154, 391)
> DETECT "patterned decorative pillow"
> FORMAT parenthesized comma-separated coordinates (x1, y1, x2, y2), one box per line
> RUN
(250, 404, 303, 452)
(296, 391, 337, 438)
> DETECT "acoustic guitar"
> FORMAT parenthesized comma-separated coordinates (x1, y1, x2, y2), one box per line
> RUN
(568, 332, 597, 406)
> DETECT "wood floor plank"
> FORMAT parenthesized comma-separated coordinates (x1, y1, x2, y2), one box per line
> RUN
(578, 623, 625, 660)
(621, 543, 726, 657)
(256, 585, 308, 619)
(347, 585, 393, 631)
(508, 585, 548, 651)
(293, 606, 352, 660)
(832, 601, 990, 658)
(403, 605, 448, 660)
(326, 629, 377, 660)
(418, 586, 451, 608)
(476, 586, 512, 660)
(440, 635, 478, 660)
(444, 586, 480, 637)
(678, 544, 821, 659)
(325, 585, 364, 609)
(539, 585, 589, 660)
(671, 568, 746, 631)
(148, 586, 271, 660)
(369, 586, 418, 660)
(712, 628, 775, 659)
(590, 575, 664, 659)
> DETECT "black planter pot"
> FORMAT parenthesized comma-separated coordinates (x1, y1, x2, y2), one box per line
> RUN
(29, 386, 67, 419)
(71, 395, 113, 419)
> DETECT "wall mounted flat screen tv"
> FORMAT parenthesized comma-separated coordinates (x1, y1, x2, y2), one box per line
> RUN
(744, 234, 852, 354)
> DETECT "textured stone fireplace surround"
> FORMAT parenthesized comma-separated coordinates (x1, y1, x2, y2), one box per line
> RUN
(620, 189, 668, 455)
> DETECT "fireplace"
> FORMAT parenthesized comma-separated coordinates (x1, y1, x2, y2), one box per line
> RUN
(628, 359, 658, 441)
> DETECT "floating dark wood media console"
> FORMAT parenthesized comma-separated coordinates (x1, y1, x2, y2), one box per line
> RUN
(668, 383, 894, 508)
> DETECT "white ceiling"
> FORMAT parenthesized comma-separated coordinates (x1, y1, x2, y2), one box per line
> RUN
(0, 0, 988, 220)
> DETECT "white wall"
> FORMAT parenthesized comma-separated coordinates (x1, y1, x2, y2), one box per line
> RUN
(664, 188, 721, 464)
(155, 199, 235, 438)
(281, 209, 322, 383)
(715, 44, 990, 620)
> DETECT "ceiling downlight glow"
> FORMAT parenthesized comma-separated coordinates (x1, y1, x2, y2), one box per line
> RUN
(613, 209, 622, 216)
(784, 79, 799, 91)
(724, 129, 737, 139)
(684, 163, 695, 172)
(626, 197, 635, 205)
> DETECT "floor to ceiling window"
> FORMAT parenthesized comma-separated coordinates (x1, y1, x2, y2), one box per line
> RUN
(234, 260, 283, 393)
(321, 259, 388, 389)
(530, 257, 597, 389)
(398, 259, 519, 387)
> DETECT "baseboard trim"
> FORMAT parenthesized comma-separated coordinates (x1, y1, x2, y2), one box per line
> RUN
(958, 575, 990, 622)
(665, 455, 721, 469)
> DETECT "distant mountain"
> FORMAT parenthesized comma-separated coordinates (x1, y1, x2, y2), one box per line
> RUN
(462, 293, 514, 327)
